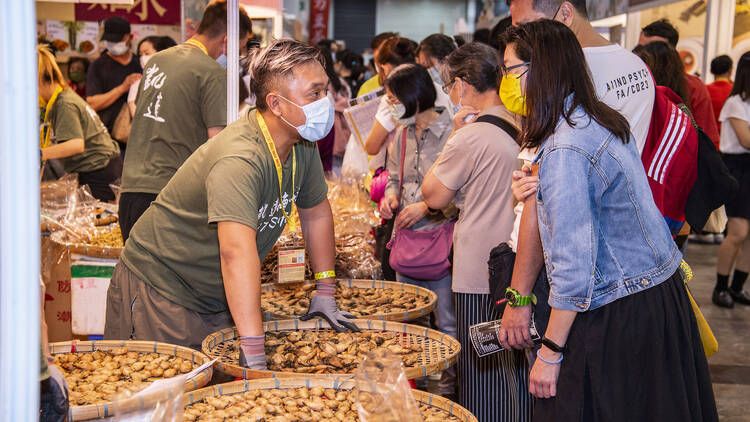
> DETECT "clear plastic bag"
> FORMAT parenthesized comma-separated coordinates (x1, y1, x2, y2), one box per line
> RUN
(113, 375, 186, 422)
(261, 181, 382, 282)
(356, 349, 423, 422)
(41, 175, 99, 241)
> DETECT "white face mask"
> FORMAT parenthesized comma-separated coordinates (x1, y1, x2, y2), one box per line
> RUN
(216, 54, 227, 68)
(427, 66, 444, 87)
(278, 94, 334, 141)
(107, 41, 129, 56)
(389, 102, 416, 126)
(139, 54, 152, 68)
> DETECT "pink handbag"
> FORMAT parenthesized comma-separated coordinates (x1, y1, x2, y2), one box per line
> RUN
(386, 129, 454, 280)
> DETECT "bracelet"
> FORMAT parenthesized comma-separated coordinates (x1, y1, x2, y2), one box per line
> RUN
(537, 350, 563, 365)
(314, 270, 336, 280)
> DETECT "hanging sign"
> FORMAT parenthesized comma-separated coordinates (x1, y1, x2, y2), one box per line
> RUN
(309, 0, 330, 45)
(74, 0, 181, 25)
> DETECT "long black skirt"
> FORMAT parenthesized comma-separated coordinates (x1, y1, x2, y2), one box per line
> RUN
(534, 271, 718, 422)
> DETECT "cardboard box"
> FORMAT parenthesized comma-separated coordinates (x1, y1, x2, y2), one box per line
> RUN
(41, 235, 73, 342)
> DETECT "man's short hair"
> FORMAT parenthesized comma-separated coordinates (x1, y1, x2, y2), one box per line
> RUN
(371, 32, 398, 51)
(197, 0, 253, 39)
(711, 55, 733, 76)
(247, 39, 324, 111)
(642, 19, 679, 47)
(511, 0, 589, 19)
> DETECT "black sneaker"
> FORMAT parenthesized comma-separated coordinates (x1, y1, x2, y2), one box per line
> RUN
(712, 289, 734, 308)
(729, 288, 750, 306)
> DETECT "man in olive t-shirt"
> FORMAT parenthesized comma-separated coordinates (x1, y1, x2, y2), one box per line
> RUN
(118, 1, 252, 242)
(119, 110, 328, 313)
(105, 40, 357, 365)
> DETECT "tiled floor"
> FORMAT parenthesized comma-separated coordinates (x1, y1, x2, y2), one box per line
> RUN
(685, 241, 750, 421)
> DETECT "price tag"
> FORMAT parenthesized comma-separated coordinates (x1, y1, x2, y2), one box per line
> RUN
(278, 248, 306, 283)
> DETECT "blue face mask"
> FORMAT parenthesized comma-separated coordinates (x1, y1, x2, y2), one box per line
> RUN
(216, 54, 227, 69)
(278, 95, 335, 141)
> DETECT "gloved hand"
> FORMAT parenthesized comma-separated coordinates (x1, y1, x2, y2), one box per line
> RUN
(40, 365, 69, 422)
(300, 294, 360, 332)
(238, 335, 268, 370)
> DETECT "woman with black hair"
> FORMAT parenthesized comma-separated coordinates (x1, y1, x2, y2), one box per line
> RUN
(365, 37, 453, 172)
(316, 46, 351, 174)
(67, 57, 89, 98)
(417, 34, 456, 87)
(714, 52, 750, 308)
(334, 49, 365, 95)
(378, 63, 456, 398)
(499, 20, 716, 422)
(632, 41, 691, 105)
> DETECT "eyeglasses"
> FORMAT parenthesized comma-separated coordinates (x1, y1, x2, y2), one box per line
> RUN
(501, 62, 530, 76)
(442, 79, 457, 95)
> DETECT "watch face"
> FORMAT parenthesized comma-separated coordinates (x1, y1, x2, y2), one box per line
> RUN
(505, 290, 516, 303)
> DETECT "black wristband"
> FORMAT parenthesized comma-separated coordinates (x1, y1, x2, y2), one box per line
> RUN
(541, 336, 567, 353)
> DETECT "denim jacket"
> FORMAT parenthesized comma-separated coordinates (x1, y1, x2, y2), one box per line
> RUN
(534, 106, 682, 312)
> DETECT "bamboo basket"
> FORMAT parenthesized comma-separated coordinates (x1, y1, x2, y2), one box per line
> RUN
(202, 319, 460, 381)
(49, 340, 213, 421)
(184, 378, 478, 422)
(261, 279, 437, 322)
(49, 224, 122, 259)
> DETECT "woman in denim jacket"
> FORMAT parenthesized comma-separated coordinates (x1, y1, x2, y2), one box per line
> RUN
(502, 21, 717, 422)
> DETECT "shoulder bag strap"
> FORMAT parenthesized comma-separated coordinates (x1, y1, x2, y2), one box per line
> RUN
(397, 127, 408, 201)
(474, 114, 519, 141)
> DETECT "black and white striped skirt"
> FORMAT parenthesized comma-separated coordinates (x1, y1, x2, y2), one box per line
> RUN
(455, 292, 534, 422)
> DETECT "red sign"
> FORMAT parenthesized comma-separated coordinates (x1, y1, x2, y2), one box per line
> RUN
(75, 0, 180, 26)
(309, 0, 330, 45)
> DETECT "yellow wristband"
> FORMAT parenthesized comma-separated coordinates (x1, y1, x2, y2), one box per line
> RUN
(314, 270, 336, 280)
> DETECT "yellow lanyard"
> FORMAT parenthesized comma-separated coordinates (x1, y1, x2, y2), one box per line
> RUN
(256, 112, 297, 232)
(40, 85, 63, 149)
(185, 38, 209, 56)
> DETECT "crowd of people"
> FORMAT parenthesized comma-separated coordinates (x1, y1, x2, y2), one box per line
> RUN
(38, 0, 750, 420)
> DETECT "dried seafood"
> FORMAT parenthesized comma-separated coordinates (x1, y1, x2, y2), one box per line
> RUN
(87, 226, 123, 248)
(53, 347, 196, 405)
(229, 330, 422, 374)
(183, 387, 461, 421)
(261, 283, 430, 318)
(260, 182, 382, 284)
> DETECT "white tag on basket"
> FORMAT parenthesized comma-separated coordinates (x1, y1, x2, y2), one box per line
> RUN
(185, 358, 218, 380)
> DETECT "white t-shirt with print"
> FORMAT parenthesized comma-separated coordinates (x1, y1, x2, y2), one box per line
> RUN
(719, 94, 750, 154)
(584, 44, 655, 153)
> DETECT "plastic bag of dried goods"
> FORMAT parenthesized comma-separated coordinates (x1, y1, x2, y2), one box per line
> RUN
(356, 349, 423, 422)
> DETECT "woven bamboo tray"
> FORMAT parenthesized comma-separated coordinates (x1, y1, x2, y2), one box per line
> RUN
(49, 224, 122, 259)
(202, 319, 460, 381)
(261, 279, 437, 322)
(49, 340, 213, 421)
(184, 378, 478, 422)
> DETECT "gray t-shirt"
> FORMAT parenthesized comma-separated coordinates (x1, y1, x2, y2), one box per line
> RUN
(431, 105, 520, 294)
(121, 45, 227, 195)
(121, 109, 328, 313)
